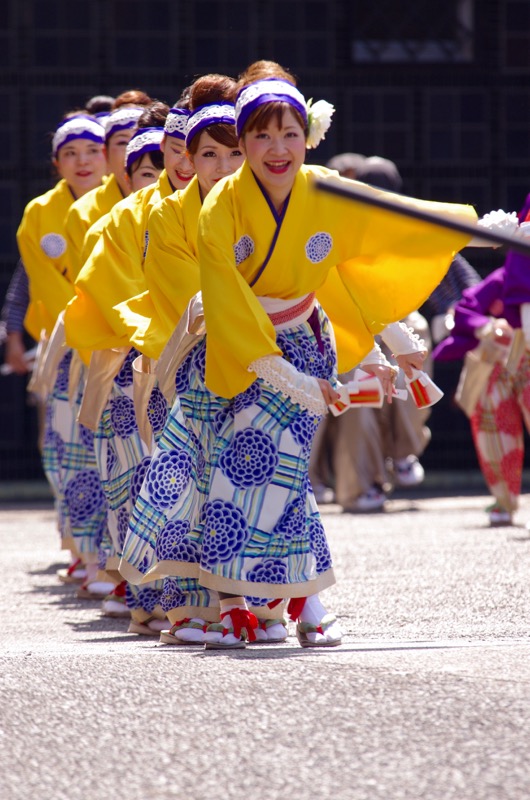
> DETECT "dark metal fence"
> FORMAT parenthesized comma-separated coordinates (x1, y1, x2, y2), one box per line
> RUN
(1, 0, 529, 479)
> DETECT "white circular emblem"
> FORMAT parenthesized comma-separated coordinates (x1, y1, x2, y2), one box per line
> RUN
(40, 233, 67, 258)
(305, 232, 332, 263)
(233, 235, 255, 265)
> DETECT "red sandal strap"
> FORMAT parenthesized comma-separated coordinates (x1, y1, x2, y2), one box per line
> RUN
(66, 558, 83, 576)
(287, 597, 306, 621)
(220, 608, 258, 642)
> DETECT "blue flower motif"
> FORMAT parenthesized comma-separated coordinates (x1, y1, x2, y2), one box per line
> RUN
(175, 350, 194, 395)
(219, 428, 278, 489)
(110, 395, 138, 438)
(55, 350, 73, 393)
(145, 448, 192, 509)
(233, 234, 255, 265)
(64, 470, 106, 526)
(117, 505, 130, 550)
(273, 495, 306, 540)
(126, 584, 140, 609)
(78, 424, 95, 452)
(305, 232, 332, 263)
(200, 499, 250, 567)
(290, 412, 319, 449)
(147, 387, 168, 435)
(161, 578, 186, 612)
(276, 335, 305, 372)
(97, 546, 107, 570)
(155, 519, 198, 562)
(114, 349, 136, 388)
(309, 517, 332, 573)
(196, 446, 206, 480)
(299, 336, 327, 378)
(245, 594, 270, 608)
(137, 586, 161, 613)
(106, 445, 118, 475)
(94, 515, 107, 549)
(192, 343, 206, 381)
(247, 558, 288, 584)
(130, 456, 151, 506)
(233, 382, 261, 414)
(44, 430, 65, 465)
(213, 407, 232, 435)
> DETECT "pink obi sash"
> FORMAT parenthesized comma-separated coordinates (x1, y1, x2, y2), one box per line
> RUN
(257, 293, 316, 330)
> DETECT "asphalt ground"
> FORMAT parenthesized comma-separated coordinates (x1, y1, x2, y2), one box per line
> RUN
(1, 487, 530, 800)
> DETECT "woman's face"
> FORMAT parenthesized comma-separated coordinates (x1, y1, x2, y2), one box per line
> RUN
(54, 138, 107, 198)
(161, 135, 195, 189)
(128, 152, 163, 192)
(106, 128, 135, 186)
(189, 131, 244, 197)
(240, 107, 306, 208)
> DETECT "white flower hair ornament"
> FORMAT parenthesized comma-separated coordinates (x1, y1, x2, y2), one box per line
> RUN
(305, 98, 335, 149)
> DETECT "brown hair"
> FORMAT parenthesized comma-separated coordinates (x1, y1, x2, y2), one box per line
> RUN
(112, 89, 152, 109)
(186, 74, 239, 154)
(236, 60, 306, 137)
(136, 101, 170, 129)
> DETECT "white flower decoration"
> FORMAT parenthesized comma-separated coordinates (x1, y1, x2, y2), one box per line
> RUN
(306, 98, 335, 149)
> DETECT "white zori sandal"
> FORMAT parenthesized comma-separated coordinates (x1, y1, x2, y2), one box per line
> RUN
(159, 618, 209, 645)
(288, 596, 343, 648)
(204, 607, 259, 650)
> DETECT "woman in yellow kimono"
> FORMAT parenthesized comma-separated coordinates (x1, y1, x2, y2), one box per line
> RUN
(119, 60, 507, 650)
(117, 75, 293, 645)
(64, 104, 147, 282)
(16, 113, 107, 571)
(64, 106, 195, 630)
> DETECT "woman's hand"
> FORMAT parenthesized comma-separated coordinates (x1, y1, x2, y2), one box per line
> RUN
(5, 332, 30, 375)
(316, 377, 340, 405)
(360, 363, 397, 403)
(395, 351, 426, 379)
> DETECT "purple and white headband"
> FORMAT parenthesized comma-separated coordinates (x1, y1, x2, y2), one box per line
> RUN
(104, 107, 144, 140)
(235, 79, 307, 137)
(185, 103, 236, 148)
(52, 115, 105, 157)
(125, 127, 164, 171)
(235, 78, 334, 149)
(164, 107, 189, 140)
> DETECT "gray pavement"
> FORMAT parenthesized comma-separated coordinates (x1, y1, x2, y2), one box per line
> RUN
(1, 489, 530, 800)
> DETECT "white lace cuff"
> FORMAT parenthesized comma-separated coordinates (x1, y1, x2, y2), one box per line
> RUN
(477, 209, 519, 237)
(359, 342, 391, 368)
(248, 355, 328, 416)
(381, 321, 426, 356)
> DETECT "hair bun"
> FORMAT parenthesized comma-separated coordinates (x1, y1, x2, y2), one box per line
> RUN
(189, 74, 237, 109)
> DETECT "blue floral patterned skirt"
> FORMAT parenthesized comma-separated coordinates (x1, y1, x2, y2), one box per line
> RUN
(92, 348, 168, 618)
(120, 304, 337, 605)
(42, 349, 107, 561)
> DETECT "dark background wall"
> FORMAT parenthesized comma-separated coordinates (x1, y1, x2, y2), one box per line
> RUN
(1, 0, 530, 480)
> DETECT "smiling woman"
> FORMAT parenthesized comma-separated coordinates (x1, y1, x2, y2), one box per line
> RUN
(14, 113, 107, 564)
(118, 59, 486, 652)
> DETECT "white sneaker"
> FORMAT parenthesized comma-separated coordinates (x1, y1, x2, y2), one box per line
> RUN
(345, 486, 386, 513)
(394, 456, 425, 487)
(488, 503, 513, 527)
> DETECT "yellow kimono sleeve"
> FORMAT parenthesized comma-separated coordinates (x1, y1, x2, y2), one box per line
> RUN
(198, 189, 281, 398)
(64, 201, 90, 283)
(336, 189, 476, 327)
(115, 194, 201, 359)
(17, 205, 74, 338)
(65, 177, 123, 282)
(65, 207, 147, 352)
(315, 268, 376, 371)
